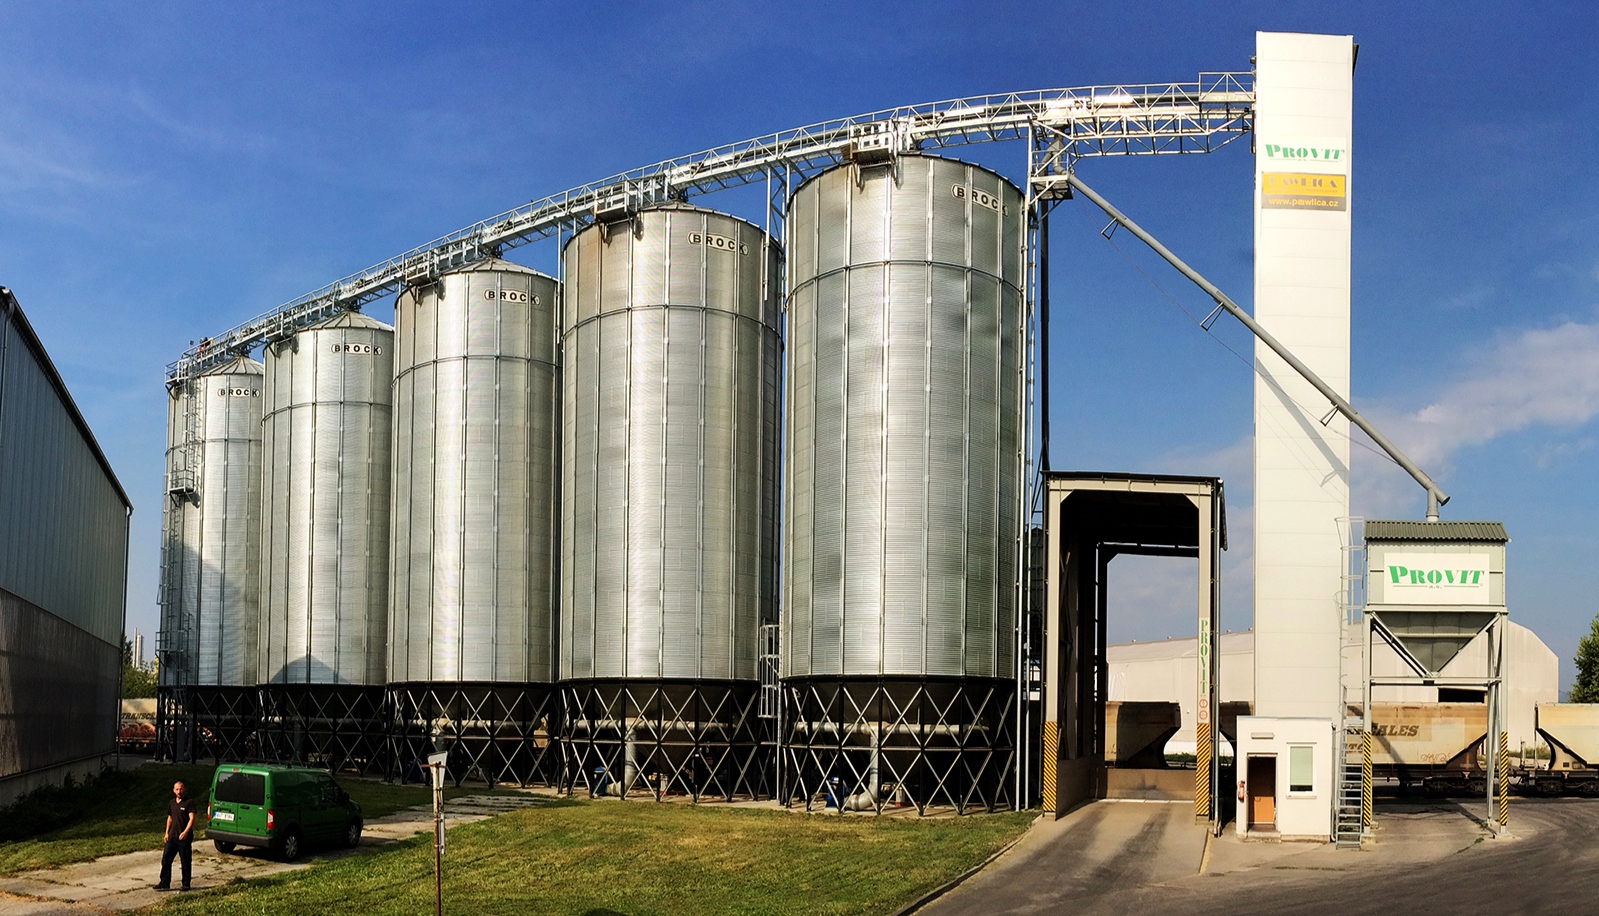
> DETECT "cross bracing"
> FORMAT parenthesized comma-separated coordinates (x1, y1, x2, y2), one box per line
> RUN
(166, 71, 1253, 384)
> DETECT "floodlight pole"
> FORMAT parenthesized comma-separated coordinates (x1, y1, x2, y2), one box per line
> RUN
(1063, 172, 1449, 520)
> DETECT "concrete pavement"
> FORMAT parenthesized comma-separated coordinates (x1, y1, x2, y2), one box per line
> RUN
(923, 798, 1599, 916)
(924, 800, 1207, 915)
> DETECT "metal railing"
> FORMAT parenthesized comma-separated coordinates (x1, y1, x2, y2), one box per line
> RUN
(166, 72, 1252, 384)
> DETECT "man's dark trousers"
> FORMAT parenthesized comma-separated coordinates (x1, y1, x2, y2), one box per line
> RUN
(159, 837, 192, 888)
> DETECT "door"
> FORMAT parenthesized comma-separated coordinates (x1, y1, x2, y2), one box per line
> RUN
(1247, 755, 1276, 829)
(310, 775, 347, 841)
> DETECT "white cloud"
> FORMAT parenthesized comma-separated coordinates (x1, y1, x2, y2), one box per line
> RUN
(1355, 320, 1599, 517)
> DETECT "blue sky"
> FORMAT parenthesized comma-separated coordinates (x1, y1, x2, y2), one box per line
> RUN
(3, 2, 1596, 692)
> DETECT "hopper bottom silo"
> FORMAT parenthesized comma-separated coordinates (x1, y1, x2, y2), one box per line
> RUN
(256, 685, 388, 775)
(779, 678, 1015, 815)
(778, 154, 1024, 815)
(387, 684, 558, 788)
(558, 680, 770, 803)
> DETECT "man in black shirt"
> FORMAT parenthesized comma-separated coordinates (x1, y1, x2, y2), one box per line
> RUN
(154, 780, 197, 891)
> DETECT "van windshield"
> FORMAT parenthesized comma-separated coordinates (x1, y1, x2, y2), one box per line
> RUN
(215, 771, 266, 806)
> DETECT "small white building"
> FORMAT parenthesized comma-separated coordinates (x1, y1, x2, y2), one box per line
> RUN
(1235, 716, 1335, 840)
(1108, 622, 1558, 754)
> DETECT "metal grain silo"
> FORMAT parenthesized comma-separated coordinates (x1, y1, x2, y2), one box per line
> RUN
(388, 259, 560, 786)
(257, 312, 393, 771)
(780, 154, 1023, 814)
(560, 204, 782, 802)
(157, 355, 263, 762)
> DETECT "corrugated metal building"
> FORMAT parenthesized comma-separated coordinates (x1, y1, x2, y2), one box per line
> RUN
(0, 287, 131, 806)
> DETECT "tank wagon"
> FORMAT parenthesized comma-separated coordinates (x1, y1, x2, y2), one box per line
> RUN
(158, 355, 264, 762)
(387, 260, 561, 786)
(560, 204, 782, 801)
(257, 312, 394, 773)
(781, 154, 1023, 814)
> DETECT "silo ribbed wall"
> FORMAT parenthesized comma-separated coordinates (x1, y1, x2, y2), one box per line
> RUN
(561, 205, 781, 682)
(162, 356, 264, 688)
(389, 260, 559, 684)
(780, 155, 1022, 814)
(260, 312, 393, 687)
(387, 259, 560, 786)
(559, 205, 781, 801)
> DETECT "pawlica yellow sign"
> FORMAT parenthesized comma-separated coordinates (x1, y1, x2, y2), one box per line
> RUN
(1261, 172, 1347, 211)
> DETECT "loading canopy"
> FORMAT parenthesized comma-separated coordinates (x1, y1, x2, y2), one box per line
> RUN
(1040, 472, 1225, 831)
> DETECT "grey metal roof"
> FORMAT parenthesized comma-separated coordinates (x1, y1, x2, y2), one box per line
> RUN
(1364, 520, 1508, 543)
(311, 310, 393, 331)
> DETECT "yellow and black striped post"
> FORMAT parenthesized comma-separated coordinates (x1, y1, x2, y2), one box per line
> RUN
(1195, 726, 1212, 819)
(1042, 721, 1058, 814)
(1362, 730, 1373, 828)
(1498, 731, 1510, 827)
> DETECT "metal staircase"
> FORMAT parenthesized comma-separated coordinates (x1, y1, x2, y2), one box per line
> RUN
(1336, 712, 1367, 848)
(1336, 518, 1368, 849)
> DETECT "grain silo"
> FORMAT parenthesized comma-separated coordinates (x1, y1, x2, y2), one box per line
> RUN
(388, 259, 560, 786)
(781, 154, 1023, 813)
(257, 312, 393, 772)
(560, 204, 782, 801)
(157, 355, 264, 762)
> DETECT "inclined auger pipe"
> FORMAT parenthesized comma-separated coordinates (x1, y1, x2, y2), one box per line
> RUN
(1063, 172, 1450, 521)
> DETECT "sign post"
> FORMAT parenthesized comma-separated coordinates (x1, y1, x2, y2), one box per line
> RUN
(428, 751, 448, 916)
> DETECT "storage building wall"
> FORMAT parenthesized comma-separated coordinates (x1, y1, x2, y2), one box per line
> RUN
(0, 288, 130, 803)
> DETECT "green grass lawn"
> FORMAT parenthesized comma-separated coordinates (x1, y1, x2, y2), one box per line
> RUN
(0, 762, 444, 875)
(154, 799, 1035, 916)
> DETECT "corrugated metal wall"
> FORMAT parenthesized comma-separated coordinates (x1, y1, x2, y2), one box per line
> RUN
(260, 313, 394, 686)
(782, 156, 1023, 680)
(389, 261, 560, 684)
(0, 290, 128, 780)
(560, 206, 782, 682)
(0, 301, 128, 647)
(0, 588, 120, 776)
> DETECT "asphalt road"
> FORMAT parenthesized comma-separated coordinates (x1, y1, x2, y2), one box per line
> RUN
(924, 799, 1599, 916)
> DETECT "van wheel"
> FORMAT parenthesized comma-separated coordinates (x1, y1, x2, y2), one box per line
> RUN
(278, 829, 302, 862)
(213, 840, 236, 854)
(345, 819, 362, 848)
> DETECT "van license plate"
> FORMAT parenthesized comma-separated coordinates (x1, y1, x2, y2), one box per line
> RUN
(212, 811, 235, 822)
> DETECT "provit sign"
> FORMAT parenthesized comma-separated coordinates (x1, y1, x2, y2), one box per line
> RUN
(1259, 137, 1349, 173)
(1381, 553, 1492, 606)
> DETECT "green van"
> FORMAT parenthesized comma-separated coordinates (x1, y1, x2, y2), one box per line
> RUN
(206, 764, 363, 861)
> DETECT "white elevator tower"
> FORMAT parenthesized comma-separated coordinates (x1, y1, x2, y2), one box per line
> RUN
(1252, 31, 1356, 720)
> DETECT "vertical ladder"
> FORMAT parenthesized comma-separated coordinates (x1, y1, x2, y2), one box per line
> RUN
(757, 624, 780, 719)
(157, 381, 200, 761)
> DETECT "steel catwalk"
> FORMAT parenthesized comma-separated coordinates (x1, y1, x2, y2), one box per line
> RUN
(259, 312, 394, 687)
(783, 155, 1023, 681)
(388, 259, 560, 684)
(560, 204, 781, 683)
(163, 356, 265, 688)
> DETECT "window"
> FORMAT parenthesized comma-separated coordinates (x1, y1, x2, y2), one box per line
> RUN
(215, 771, 265, 806)
(1288, 745, 1314, 794)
